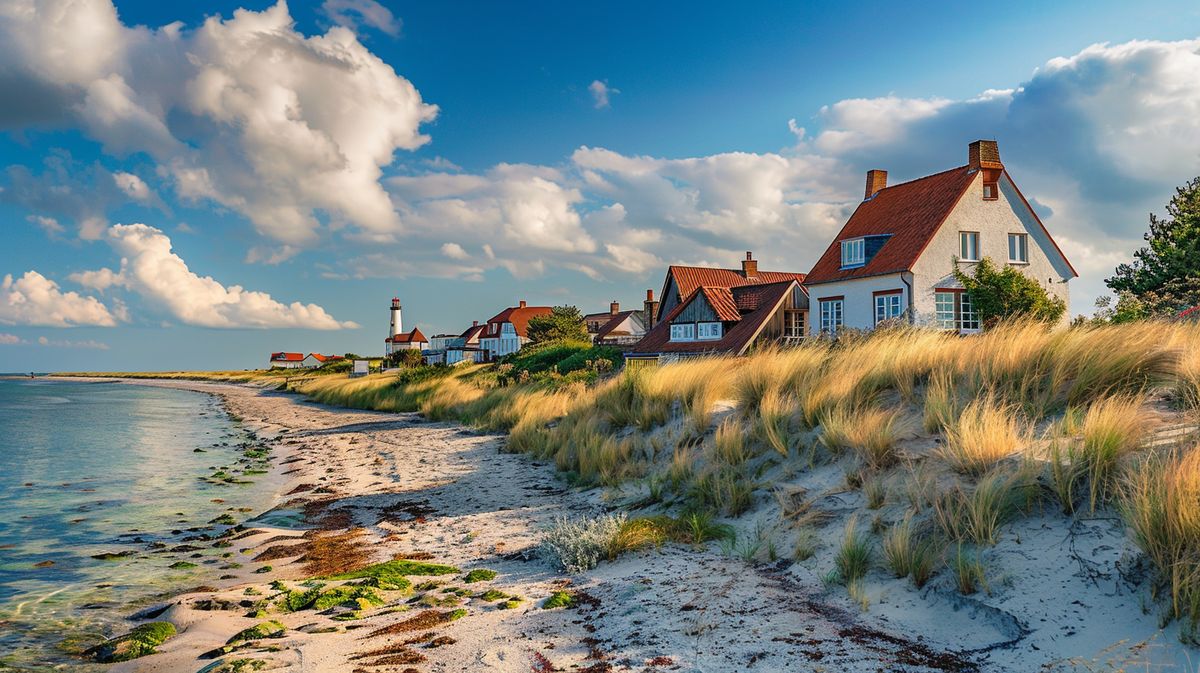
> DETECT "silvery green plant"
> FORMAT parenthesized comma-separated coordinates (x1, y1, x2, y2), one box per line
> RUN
(539, 513, 626, 573)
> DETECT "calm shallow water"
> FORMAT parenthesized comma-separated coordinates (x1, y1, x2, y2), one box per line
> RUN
(0, 379, 272, 671)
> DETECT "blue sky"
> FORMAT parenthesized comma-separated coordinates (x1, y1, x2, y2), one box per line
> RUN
(1, 0, 1199, 371)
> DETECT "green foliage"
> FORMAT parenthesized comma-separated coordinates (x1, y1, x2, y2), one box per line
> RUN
(226, 620, 285, 645)
(312, 585, 384, 611)
(954, 257, 1067, 326)
(1107, 176, 1200, 310)
(393, 364, 453, 386)
(527, 305, 588, 343)
(317, 359, 353, 374)
(388, 349, 426, 369)
(322, 559, 459, 590)
(88, 622, 177, 662)
(462, 568, 497, 583)
(542, 590, 575, 609)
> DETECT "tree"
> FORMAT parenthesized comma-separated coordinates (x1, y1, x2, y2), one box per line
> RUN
(954, 257, 1067, 326)
(1106, 175, 1200, 315)
(526, 305, 587, 344)
(387, 349, 424, 368)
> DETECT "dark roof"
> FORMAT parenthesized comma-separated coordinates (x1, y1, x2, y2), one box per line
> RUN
(665, 266, 806, 300)
(481, 305, 553, 338)
(458, 323, 485, 342)
(271, 352, 304, 362)
(593, 310, 643, 340)
(805, 166, 975, 284)
(631, 280, 798, 356)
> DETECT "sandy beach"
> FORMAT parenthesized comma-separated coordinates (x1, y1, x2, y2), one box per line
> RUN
(90, 378, 1196, 673)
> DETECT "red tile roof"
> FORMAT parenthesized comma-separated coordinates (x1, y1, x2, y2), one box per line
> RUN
(666, 266, 806, 300)
(593, 310, 643, 340)
(270, 352, 304, 362)
(698, 287, 740, 321)
(307, 353, 344, 363)
(805, 166, 975, 285)
(387, 327, 428, 344)
(482, 305, 553, 338)
(631, 280, 798, 356)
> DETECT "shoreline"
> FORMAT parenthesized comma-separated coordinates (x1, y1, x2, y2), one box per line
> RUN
(40, 375, 1199, 672)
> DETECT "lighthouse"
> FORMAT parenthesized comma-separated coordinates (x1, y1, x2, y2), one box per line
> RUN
(389, 297, 403, 339)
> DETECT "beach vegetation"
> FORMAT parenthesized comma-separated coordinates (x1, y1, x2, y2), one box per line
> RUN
(882, 512, 940, 588)
(462, 568, 498, 583)
(86, 622, 177, 662)
(834, 515, 872, 585)
(542, 590, 575, 609)
(950, 545, 987, 595)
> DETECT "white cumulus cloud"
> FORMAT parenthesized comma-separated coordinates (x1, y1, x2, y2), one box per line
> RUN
(0, 333, 24, 345)
(0, 0, 437, 246)
(0, 271, 118, 327)
(103, 223, 359, 329)
(589, 80, 618, 109)
(320, 0, 401, 37)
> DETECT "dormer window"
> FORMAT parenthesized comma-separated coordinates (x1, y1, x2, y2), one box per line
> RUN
(983, 181, 998, 200)
(840, 238, 865, 268)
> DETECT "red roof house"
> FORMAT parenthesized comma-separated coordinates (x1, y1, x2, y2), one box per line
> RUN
(804, 140, 1075, 336)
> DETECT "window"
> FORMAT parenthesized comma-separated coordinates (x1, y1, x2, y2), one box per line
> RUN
(874, 292, 904, 325)
(819, 299, 843, 336)
(669, 323, 695, 342)
(784, 310, 806, 340)
(840, 238, 865, 268)
(697, 322, 723, 340)
(1008, 233, 1028, 263)
(983, 182, 998, 200)
(960, 293, 980, 332)
(935, 291, 980, 333)
(959, 231, 980, 261)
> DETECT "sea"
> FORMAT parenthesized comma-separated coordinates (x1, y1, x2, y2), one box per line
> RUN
(0, 378, 276, 671)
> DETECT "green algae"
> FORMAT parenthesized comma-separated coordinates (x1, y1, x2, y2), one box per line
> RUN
(321, 559, 458, 591)
(542, 590, 575, 609)
(462, 568, 498, 583)
(86, 621, 176, 662)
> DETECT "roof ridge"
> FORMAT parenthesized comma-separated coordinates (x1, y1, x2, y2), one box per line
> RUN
(873, 164, 968, 194)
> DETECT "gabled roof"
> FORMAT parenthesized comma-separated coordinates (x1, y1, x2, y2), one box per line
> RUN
(459, 323, 485, 343)
(698, 287, 740, 321)
(631, 280, 798, 356)
(664, 266, 806, 302)
(386, 327, 428, 344)
(805, 166, 976, 285)
(271, 352, 304, 362)
(306, 353, 343, 363)
(593, 310, 644, 341)
(481, 305, 553, 338)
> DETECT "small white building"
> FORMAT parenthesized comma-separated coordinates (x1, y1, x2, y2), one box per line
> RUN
(478, 301, 552, 361)
(802, 140, 1076, 336)
(445, 322, 485, 365)
(301, 353, 342, 368)
(269, 352, 305, 369)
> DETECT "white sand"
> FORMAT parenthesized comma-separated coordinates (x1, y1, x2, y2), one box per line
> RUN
(94, 379, 1196, 673)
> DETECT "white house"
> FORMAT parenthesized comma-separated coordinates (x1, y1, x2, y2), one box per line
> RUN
(478, 301, 552, 361)
(802, 140, 1076, 336)
(443, 322, 485, 365)
(301, 353, 342, 368)
(269, 352, 305, 369)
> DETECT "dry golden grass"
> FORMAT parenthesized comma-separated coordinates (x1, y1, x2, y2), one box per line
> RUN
(1122, 446, 1200, 626)
(1078, 394, 1150, 511)
(819, 405, 912, 469)
(938, 395, 1025, 476)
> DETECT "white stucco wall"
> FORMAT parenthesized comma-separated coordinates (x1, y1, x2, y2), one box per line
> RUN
(806, 273, 908, 335)
(910, 171, 1073, 323)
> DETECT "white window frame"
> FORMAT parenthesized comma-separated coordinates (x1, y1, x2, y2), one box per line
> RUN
(935, 290, 981, 334)
(784, 310, 805, 340)
(959, 231, 980, 261)
(1008, 233, 1028, 264)
(697, 322, 723, 340)
(874, 293, 903, 325)
(840, 238, 865, 268)
(819, 299, 843, 336)
(669, 323, 696, 342)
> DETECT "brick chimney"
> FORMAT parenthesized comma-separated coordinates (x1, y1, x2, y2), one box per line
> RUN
(741, 251, 758, 278)
(518, 300, 527, 308)
(865, 169, 888, 200)
(643, 289, 659, 328)
(610, 300, 620, 315)
(968, 140, 1002, 171)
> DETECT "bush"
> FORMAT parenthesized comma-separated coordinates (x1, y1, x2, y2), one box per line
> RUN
(955, 257, 1067, 326)
(393, 364, 453, 386)
(539, 513, 627, 573)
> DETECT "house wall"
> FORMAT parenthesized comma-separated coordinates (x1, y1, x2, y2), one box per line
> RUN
(270, 360, 305, 369)
(805, 273, 908, 335)
(910, 171, 1072, 324)
(671, 298, 719, 324)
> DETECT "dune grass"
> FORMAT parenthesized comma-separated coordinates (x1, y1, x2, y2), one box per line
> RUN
(882, 512, 940, 588)
(834, 515, 873, 585)
(938, 395, 1025, 476)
